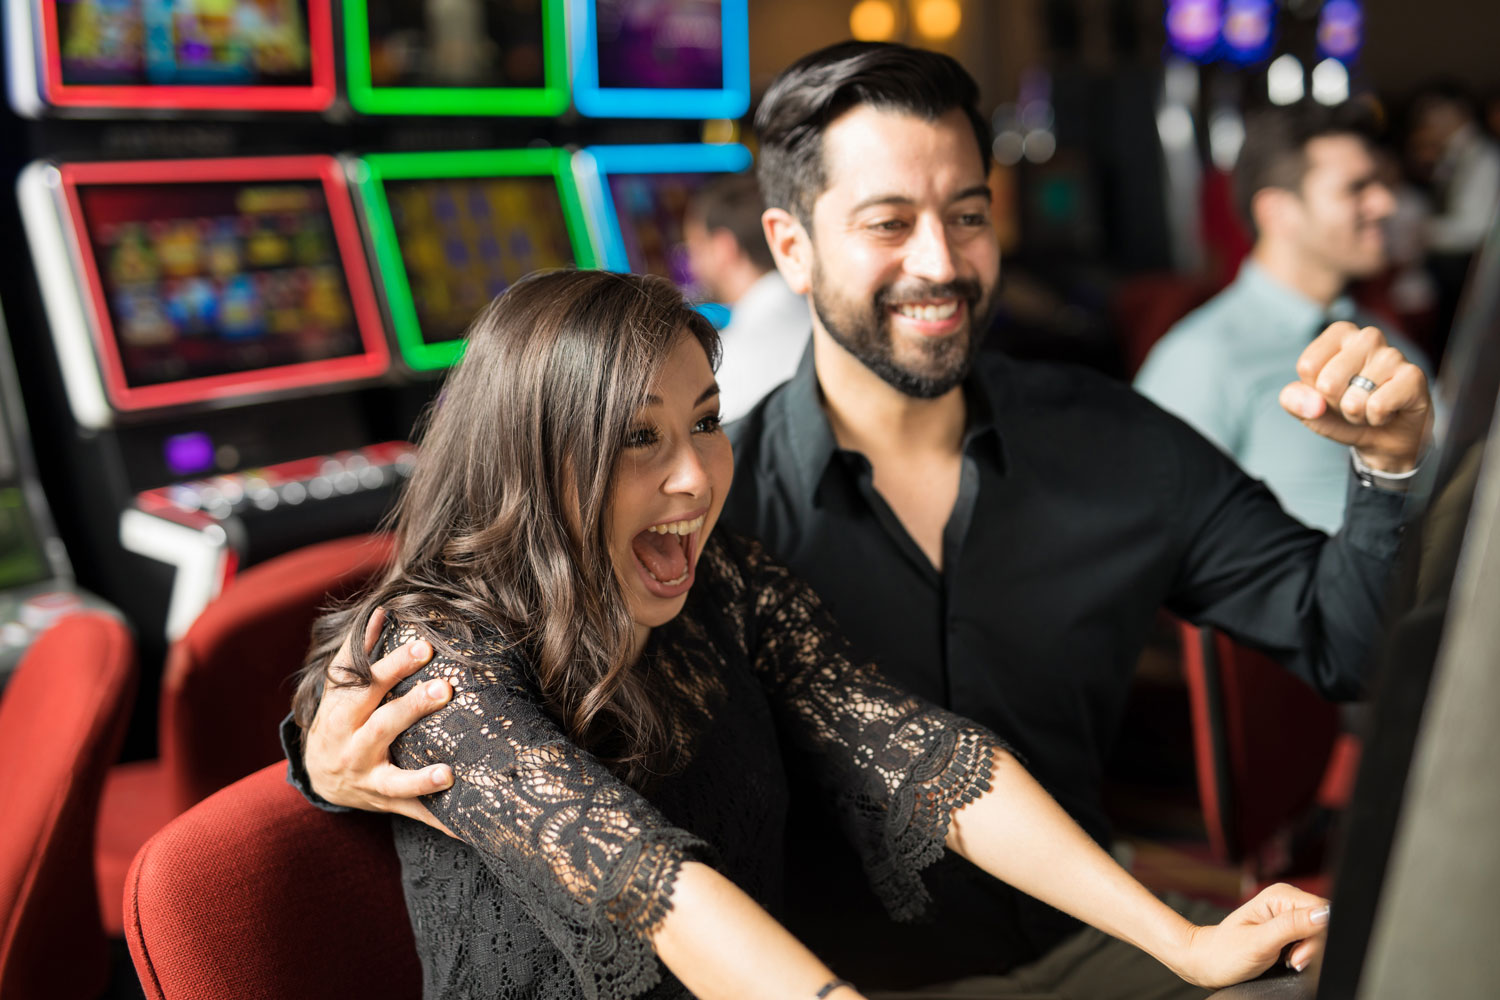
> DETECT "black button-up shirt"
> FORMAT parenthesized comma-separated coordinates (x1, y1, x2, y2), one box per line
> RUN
(723, 345, 1405, 986)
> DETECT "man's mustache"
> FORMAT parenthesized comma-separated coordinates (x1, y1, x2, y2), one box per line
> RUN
(875, 279, 985, 308)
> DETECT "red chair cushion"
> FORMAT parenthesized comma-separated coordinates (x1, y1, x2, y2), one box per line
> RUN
(0, 613, 136, 1000)
(126, 763, 420, 1000)
(95, 759, 177, 936)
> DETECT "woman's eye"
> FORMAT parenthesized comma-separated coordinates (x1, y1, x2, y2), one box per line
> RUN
(694, 413, 723, 434)
(623, 426, 659, 449)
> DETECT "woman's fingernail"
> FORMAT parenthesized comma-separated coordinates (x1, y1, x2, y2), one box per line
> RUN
(1311, 906, 1331, 925)
(1293, 958, 1308, 972)
(411, 640, 432, 661)
(426, 680, 448, 699)
(432, 765, 452, 787)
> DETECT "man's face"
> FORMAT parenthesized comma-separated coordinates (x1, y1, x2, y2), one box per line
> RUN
(1288, 135, 1395, 280)
(804, 106, 1000, 398)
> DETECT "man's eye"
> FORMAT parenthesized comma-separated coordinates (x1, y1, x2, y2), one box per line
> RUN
(954, 212, 989, 227)
(623, 427, 659, 449)
(694, 413, 723, 434)
(872, 219, 909, 233)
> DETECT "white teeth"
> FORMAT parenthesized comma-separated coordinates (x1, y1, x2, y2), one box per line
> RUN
(645, 568, 691, 586)
(647, 514, 705, 536)
(896, 301, 959, 322)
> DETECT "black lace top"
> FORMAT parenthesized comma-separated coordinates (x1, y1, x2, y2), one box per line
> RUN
(380, 530, 1003, 999)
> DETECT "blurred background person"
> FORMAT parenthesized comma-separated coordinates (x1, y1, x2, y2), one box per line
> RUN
(1408, 82, 1500, 355)
(683, 172, 811, 421)
(1135, 103, 1431, 533)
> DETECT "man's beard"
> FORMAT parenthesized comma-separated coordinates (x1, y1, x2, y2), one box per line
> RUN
(810, 265, 993, 399)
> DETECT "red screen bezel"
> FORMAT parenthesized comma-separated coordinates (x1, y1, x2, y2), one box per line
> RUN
(39, 0, 336, 111)
(60, 156, 390, 413)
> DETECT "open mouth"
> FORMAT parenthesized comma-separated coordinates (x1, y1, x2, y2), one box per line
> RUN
(629, 512, 706, 594)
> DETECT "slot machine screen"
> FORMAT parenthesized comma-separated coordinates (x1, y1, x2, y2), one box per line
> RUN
(0, 434, 52, 591)
(344, 0, 566, 115)
(572, 0, 747, 118)
(41, 0, 334, 110)
(61, 157, 388, 412)
(607, 172, 709, 298)
(355, 149, 596, 370)
(595, 0, 722, 90)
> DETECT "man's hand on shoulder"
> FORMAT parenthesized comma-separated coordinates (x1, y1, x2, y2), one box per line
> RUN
(307, 606, 457, 834)
(1281, 321, 1433, 473)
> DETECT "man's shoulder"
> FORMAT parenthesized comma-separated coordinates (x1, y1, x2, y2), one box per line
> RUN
(975, 351, 1167, 420)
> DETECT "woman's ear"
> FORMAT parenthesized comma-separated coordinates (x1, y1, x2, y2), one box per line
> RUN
(761, 207, 813, 296)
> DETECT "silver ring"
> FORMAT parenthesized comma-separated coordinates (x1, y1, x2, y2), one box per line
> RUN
(1347, 374, 1378, 393)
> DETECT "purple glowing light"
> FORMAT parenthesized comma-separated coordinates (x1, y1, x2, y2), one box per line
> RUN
(1167, 0, 1222, 60)
(164, 431, 215, 477)
(1318, 0, 1363, 61)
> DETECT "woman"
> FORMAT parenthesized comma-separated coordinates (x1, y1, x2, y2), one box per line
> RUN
(291, 270, 1326, 1000)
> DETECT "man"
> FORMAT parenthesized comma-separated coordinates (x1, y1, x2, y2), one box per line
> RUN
(294, 43, 1431, 998)
(1135, 105, 1432, 533)
(683, 172, 811, 420)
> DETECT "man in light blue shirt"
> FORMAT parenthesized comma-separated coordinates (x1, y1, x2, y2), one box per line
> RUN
(1137, 105, 1432, 532)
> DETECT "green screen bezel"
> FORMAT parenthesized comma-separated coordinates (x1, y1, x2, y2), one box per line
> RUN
(344, 0, 568, 116)
(356, 149, 598, 371)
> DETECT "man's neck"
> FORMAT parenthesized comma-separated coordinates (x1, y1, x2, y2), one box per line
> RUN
(810, 325, 967, 460)
(1250, 243, 1346, 309)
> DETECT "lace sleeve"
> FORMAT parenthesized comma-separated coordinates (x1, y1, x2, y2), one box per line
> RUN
(381, 620, 712, 1000)
(734, 540, 1005, 923)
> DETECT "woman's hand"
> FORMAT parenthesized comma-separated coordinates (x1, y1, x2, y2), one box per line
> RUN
(1169, 883, 1330, 988)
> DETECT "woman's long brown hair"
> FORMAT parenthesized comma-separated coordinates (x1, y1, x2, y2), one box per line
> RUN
(291, 270, 720, 787)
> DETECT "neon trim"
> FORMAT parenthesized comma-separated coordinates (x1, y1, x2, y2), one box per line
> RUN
(38, 0, 335, 111)
(570, 0, 749, 119)
(354, 149, 598, 371)
(343, 0, 568, 116)
(59, 155, 389, 413)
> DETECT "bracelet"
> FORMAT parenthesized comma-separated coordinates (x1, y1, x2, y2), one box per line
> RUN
(814, 978, 856, 998)
(1350, 448, 1421, 494)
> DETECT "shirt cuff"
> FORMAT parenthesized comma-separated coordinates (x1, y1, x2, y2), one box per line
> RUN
(1350, 448, 1422, 493)
(279, 710, 352, 814)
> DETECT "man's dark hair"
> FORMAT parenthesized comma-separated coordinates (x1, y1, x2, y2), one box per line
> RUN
(687, 172, 775, 273)
(1235, 102, 1376, 233)
(754, 41, 992, 225)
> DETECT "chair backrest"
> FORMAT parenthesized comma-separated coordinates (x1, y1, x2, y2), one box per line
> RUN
(159, 533, 394, 811)
(1178, 622, 1341, 863)
(0, 612, 136, 1000)
(126, 762, 421, 1000)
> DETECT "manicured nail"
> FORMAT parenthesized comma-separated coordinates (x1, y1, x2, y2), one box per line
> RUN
(1310, 906, 1330, 925)
(411, 640, 432, 661)
(426, 680, 448, 699)
(432, 765, 452, 787)
(1293, 958, 1308, 972)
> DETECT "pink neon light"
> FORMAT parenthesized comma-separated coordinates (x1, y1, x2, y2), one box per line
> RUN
(60, 155, 390, 414)
(39, 1, 335, 111)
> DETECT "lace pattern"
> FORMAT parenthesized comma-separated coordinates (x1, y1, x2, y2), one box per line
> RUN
(378, 531, 1005, 998)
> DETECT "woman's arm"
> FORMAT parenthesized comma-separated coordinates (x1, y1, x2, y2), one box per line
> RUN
(947, 748, 1328, 988)
(654, 862, 864, 1000)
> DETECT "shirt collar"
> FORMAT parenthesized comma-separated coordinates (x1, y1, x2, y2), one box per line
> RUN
(1235, 260, 1358, 340)
(775, 340, 1006, 505)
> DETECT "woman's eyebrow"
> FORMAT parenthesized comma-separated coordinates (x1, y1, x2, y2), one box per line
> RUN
(696, 382, 721, 406)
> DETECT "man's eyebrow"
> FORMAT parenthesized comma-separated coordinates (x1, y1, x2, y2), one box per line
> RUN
(849, 185, 992, 214)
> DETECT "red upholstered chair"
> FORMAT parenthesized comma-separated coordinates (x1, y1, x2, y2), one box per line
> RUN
(1110, 273, 1222, 378)
(0, 612, 136, 1000)
(97, 533, 394, 935)
(1177, 622, 1351, 869)
(125, 762, 421, 1000)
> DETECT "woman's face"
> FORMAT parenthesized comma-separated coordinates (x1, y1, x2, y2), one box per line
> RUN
(608, 331, 733, 633)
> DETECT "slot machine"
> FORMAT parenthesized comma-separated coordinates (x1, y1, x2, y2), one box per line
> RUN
(18, 153, 410, 645)
(0, 301, 117, 682)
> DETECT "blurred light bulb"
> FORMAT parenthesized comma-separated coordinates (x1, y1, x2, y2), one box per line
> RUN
(1311, 58, 1350, 105)
(1156, 104, 1196, 151)
(1267, 54, 1305, 106)
(1208, 108, 1246, 170)
(850, 0, 898, 41)
(912, 0, 962, 41)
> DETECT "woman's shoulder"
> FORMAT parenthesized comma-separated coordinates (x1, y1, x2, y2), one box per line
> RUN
(378, 601, 529, 679)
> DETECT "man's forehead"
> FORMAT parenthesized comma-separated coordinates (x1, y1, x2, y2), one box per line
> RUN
(1305, 134, 1373, 174)
(817, 105, 986, 201)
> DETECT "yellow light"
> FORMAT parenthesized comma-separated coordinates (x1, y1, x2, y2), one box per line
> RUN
(850, 0, 898, 41)
(912, 0, 962, 41)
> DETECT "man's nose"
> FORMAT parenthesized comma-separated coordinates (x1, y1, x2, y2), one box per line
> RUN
(904, 216, 958, 285)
